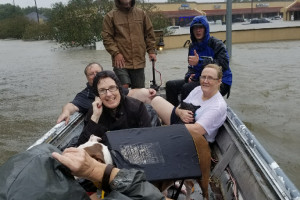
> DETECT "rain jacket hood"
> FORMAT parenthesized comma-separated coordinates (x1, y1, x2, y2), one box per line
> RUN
(190, 16, 210, 47)
(186, 15, 232, 87)
(102, 0, 156, 70)
(115, 0, 136, 11)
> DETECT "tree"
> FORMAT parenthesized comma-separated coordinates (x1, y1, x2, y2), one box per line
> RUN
(0, 4, 23, 20)
(49, 0, 169, 47)
(49, 0, 106, 47)
(0, 16, 31, 39)
(136, 2, 169, 31)
(22, 23, 51, 40)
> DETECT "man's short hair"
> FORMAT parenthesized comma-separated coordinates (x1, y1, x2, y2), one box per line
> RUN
(84, 62, 103, 75)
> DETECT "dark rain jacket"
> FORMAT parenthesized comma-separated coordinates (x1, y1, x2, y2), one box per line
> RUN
(77, 96, 152, 145)
(185, 16, 232, 86)
(0, 144, 165, 200)
(101, 0, 156, 69)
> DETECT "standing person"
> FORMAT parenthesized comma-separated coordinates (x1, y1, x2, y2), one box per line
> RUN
(57, 62, 157, 125)
(166, 15, 232, 107)
(101, 0, 157, 89)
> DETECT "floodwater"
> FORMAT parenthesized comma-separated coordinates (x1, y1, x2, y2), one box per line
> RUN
(0, 39, 299, 189)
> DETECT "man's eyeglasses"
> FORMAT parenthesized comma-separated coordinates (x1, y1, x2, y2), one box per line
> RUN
(200, 76, 219, 81)
(98, 85, 118, 95)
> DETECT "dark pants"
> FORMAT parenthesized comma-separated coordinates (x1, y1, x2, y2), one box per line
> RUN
(166, 79, 199, 107)
(166, 79, 231, 106)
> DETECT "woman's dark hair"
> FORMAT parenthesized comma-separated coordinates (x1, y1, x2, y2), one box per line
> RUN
(92, 70, 124, 98)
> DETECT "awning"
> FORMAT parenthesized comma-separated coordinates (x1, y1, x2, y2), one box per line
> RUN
(203, 7, 282, 16)
(161, 10, 202, 18)
(287, 2, 300, 12)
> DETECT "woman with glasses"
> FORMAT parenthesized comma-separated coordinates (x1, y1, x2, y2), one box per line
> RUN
(76, 70, 152, 146)
(151, 64, 227, 199)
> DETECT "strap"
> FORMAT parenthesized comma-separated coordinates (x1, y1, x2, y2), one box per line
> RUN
(189, 131, 211, 199)
(102, 164, 115, 193)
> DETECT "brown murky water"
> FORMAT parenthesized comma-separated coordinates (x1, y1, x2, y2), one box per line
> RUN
(0, 39, 299, 188)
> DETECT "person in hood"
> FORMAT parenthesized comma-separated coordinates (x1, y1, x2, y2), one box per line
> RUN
(101, 0, 157, 89)
(76, 70, 152, 146)
(166, 16, 232, 107)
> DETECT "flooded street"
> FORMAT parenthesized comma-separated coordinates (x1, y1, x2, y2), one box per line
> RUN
(0, 39, 299, 188)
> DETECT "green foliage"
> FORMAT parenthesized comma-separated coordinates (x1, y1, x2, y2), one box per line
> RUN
(22, 6, 52, 18)
(23, 23, 52, 40)
(0, 4, 23, 20)
(39, 8, 53, 19)
(135, 2, 169, 32)
(0, 16, 31, 39)
(22, 6, 37, 15)
(144, 5, 169, 31)
(49, 0, 105, 47)
(0, 0, 169, 45)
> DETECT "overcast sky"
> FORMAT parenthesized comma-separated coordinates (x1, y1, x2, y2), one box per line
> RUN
(0, 0, 224, 8)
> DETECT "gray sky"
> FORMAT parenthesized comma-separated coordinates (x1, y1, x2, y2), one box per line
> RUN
(0, 0, 70, 8)
(0, 0, 224, 8)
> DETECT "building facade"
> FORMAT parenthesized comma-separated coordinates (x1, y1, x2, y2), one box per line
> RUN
(153, 0, 300, 26)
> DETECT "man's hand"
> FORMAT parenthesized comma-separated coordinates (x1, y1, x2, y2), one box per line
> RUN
(149, 53, 157, 62)
(114, 53, 125, 68)
(57, 112, 70, 125)
(188, 74, 196, 83)
(52, 147, 103, 182)
(188, 50, 199, 66)
(53, 147, 120, 183)
(57, 103, 79, 125)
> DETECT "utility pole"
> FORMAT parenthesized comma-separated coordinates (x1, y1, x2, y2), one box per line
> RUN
(226, 0, 232, 59)
(34, 0, 40, 24)
(251, 0, 254, 19)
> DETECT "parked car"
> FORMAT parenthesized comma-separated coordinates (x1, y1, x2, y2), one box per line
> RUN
(270, 16, 281, 20)
(232, 18, 245, 23)
(250, 18, 271, 24)
(166, 26, 180, 35)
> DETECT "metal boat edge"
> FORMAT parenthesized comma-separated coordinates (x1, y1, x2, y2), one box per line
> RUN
(225, 107, 300, 200)
(29, 107, 300, 200)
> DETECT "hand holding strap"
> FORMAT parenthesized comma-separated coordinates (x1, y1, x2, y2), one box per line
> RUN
(102, 164, 115, 192)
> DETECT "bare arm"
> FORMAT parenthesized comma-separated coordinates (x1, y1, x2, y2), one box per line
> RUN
(185, 123, 206, 136)
(57, 103, 79, 124)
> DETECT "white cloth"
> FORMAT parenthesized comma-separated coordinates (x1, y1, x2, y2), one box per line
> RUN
(183, 86, 227, 142)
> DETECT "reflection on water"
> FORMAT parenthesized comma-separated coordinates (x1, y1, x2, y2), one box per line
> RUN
(0, 39, 299, 188)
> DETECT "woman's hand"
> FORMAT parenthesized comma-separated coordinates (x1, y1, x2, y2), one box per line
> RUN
(176, 107, 194, 123)
(91, 97, 103, 123)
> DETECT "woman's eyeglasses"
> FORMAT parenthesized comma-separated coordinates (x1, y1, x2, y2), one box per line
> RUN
(98, 85, 118, 95)
(200, 76, 219, 81)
